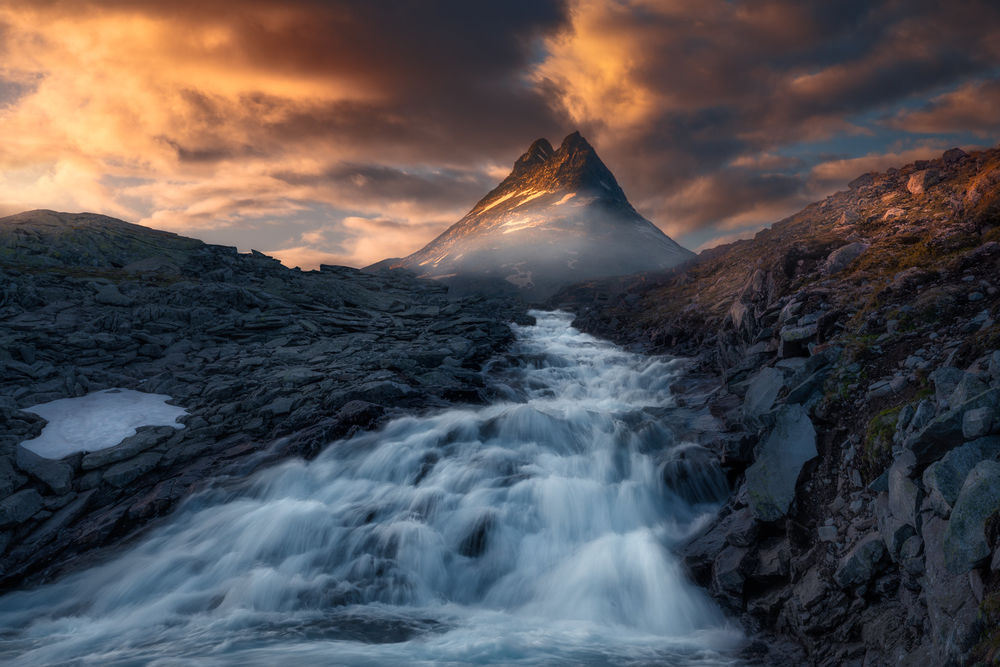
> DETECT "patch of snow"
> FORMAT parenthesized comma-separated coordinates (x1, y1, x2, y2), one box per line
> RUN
(513, 190, 548, 207)
(20, 389, 187, 459)
(553, 192, 577, 206)
(477, 190, 520, 214)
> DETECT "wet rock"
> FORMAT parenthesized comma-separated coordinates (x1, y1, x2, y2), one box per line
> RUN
(745, 404, 817, 522)
(834, 535, 887, 589)
(943, 460, 1000, 573)
(14, 445, 74, 495)
(0, 489, 43, 527)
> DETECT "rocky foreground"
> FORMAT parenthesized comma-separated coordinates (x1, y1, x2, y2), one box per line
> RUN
(556, 146, 1000, 664)
(0, 210, 529, 590)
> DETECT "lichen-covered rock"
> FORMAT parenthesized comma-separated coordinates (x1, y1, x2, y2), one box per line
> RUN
(745, 404, 817, 521)
(943, 460, 1000, 573)
(822, 241, 869, 274)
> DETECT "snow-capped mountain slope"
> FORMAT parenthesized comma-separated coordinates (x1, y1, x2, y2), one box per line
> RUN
(391, 132, 694, 300)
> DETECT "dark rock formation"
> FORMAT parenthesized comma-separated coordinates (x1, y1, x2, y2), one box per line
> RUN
(0, 210, 530, 590)
(554, 145, 1000, 664)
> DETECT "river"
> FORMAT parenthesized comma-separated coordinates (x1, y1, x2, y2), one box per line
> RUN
(0, 311, 741, 665)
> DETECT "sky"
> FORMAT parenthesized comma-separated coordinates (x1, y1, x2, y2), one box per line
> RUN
(1, 0, 999, 268)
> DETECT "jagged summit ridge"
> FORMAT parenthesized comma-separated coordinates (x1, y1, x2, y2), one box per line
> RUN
(392, 132, 693, 299)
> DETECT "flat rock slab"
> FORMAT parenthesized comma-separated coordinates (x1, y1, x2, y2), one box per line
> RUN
(20, 389, 186, 459)
(746, 404, 817, 522)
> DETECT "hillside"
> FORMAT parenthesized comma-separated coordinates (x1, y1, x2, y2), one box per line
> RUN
(555, 146, 1000, 664)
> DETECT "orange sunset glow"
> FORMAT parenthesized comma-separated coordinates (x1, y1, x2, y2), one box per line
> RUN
(2, 0, 999, 266)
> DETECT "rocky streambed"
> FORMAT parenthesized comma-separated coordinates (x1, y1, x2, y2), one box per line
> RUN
(0, 225, 530, 590)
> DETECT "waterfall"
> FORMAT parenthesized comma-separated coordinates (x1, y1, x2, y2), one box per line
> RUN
(0, 311, 741, 666)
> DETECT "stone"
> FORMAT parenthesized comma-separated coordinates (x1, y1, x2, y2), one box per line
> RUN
(712, 545, 748, 605)
(943, 460, 1000, 573)
(93, 284, 133, 307)
(949, 373, 988, 408)
(14, 445, 74, 495)
(963, 407, 994, 439)
(745, 404, 817, 522)
(0, 489, 43, 526)
(930, 367, 964, 408)
(887, 450, 920, 529)
(990, 351, 1000, 383)
(823, 242, 869, 275)
(102, 452, 163, 489)
(907, 389, 1000, 464)
(875, 492, 915, 558)
(0, 456, 19, 497)
(906, 169, 940, 195)
(742, 366, 785, 419)
(780, 323, 818, 343)
(818, 524, 838, 541)
(834, 535, 887, 589)
(923, 436, 1000, 517)
(81, 426, 176, 470)
(753, 540, 790, 579)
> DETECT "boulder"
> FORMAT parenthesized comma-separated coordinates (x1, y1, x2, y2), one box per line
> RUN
(0, 489, 43, 527)
(887, 450, 920, 529)
(906, 169, 941, 195)
(949, 373, 988, 408)
(711, 545, 749, 607)
(990, 350, 1000, 383)
(0, 456, 19, 497)
(906, 388, 1000, 464)
(943, 460, 1000, 573)
(14, 445, 74, 495)
(742, 366, 785, 419)
(822, 242, 869, 275)
(923, 436, 1000, 517)
(834, 535, 887, 589)
(963, 407, 994, 439)
(745, 404, 817, 522)
(929, 367, 964, 410)
(93, 284, 133, 307)
(875, 492, 916, 558)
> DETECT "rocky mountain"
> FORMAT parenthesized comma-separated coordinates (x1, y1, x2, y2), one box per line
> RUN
(0, 210, 529, 589)
(387, 132, 693, 300)
(555, 146, 1000, 664)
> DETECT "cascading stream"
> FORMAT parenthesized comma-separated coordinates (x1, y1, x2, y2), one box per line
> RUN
(0, 311, 741, 665)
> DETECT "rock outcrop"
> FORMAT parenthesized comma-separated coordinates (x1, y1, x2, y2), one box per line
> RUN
(555, 145, 1000, 664)
(0, 210, 530, 590)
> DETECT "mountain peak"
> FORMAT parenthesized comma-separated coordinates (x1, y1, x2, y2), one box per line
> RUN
(558, 130, 591, 154)
(392, 132, 693, 299)
(512, 138, 555, 175)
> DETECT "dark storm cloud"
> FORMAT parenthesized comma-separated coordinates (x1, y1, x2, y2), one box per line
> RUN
(2, 0, 999, 264)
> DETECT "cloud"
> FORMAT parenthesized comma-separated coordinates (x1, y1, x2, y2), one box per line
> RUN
(0, 0, 998, 265)
(890, 79, 1000, 136)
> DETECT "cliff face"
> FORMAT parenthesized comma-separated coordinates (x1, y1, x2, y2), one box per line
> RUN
(555, 146, 1000, 664)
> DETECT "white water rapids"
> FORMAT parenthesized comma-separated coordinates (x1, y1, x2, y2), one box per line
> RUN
(0, 311, 741, 665)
